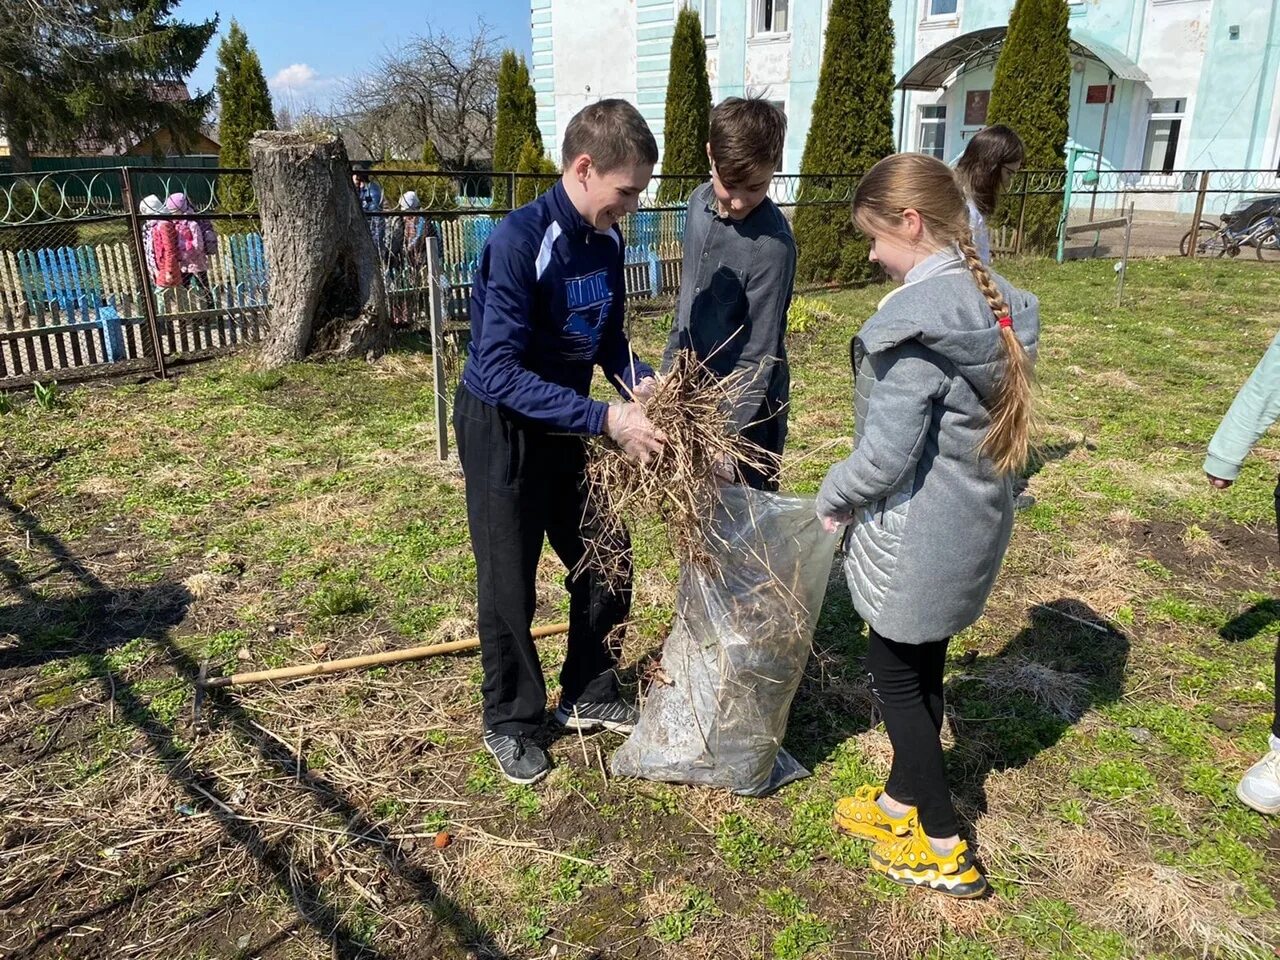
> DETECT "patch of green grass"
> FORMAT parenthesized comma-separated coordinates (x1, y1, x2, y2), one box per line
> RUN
(715, 812, 781, 874)
(1003, 898, 1129, 960)
(240, 370, 286, 392)
(465, 752, 499, 795)
(1184, 830, 1274, 911)
(1135, 557, 1172, 580)
(924, 936, 1001, 960)
(1071, 758, 1156, 801)
(648, 885, 716, 944)
(306, 581, 374, 619)
(1054, 798, 1087, 826)
(371, 797, 407, 821)
(503, 784, 540, 819)
(205, 629, 248, 659)
(103, 637, 156, 672)
(548, 851, 608, 904)
(771, 915, 832, 960)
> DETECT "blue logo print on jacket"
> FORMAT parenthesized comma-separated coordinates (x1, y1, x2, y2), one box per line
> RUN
(461, 181, 653, 434)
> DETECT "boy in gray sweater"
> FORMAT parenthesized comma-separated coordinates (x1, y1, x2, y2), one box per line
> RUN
(661, 97, 796, 489)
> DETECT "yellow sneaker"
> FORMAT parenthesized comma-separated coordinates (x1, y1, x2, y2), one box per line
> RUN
(870, 822, 988, 899)
(833, 785, 916, 842)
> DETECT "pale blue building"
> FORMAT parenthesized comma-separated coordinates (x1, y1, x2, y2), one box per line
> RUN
(530, 0, 1280, 185)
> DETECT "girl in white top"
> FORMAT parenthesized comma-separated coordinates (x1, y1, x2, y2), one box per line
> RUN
(954, 124, 1024, 265)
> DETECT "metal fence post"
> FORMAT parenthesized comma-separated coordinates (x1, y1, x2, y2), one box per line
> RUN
(426, 235, 449, 461)
(1188, 170, 1211, 259)
(119, 166, 167, 378)
(1014, 174, 1030, 256)
(1116, 202, 1134, 306)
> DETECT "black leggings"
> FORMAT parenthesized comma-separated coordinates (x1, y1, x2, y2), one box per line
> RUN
(1273, 480, 1280, 740)
(866, 628, 959, 838)
(1273, 638, 1279, 740)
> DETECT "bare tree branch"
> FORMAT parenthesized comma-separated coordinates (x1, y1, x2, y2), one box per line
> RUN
(336, 18, 500, 167)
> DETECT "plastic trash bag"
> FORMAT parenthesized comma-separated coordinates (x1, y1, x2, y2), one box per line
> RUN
(611, 486, 840, 795)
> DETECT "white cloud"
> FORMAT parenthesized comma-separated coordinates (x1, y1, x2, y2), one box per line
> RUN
(270, 64, 318, 92)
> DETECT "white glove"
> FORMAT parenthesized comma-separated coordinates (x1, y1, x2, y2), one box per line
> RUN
(605, 402, 666, 464)
(630, 376, 657, 401)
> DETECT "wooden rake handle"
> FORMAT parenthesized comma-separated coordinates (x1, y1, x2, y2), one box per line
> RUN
(202, 622, 570, 689)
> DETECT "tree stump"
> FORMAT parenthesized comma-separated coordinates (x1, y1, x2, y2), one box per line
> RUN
(249, 131, 389, 366)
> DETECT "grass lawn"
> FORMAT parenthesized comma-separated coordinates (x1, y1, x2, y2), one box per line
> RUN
(1, 257, 1278, 959)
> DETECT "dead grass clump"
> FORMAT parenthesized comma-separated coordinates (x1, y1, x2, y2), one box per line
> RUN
(1096, 863, 1275, 960)
(965, 657, 1090, 720)
(578, 349, 775, 585)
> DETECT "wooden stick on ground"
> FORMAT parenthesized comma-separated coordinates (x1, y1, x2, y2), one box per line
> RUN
(203, 622, 570, 689)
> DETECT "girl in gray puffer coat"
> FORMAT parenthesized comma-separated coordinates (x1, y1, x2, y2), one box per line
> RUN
(816, 153, 1039, 900)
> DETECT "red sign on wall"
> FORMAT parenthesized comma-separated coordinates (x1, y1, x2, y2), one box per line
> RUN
(1086, 84, 1116, 104)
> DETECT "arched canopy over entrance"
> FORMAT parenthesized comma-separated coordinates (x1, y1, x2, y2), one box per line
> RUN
(896, 26, 1149, 92)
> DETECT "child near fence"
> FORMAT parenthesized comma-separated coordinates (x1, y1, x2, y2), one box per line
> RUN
(660, 96, 796, 490)
(954, 124, 1024, 266)
(816, 152, 1040, 898)
(164, 193, 218, 299)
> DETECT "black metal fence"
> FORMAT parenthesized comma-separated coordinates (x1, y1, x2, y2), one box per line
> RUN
(4, 162, 1280, 389)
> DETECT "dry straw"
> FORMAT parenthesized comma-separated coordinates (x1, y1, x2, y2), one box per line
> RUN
(576, 348, 778, 585)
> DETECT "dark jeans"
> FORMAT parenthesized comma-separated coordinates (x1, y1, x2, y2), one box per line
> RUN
(737, 408, 786, 492)
(866, 628, 959, 838)
(454, 385, 630, 736)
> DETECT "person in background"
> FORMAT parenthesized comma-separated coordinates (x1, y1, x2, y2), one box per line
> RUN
(138, 194, 172, 289)
(386, 190, 434, 274)
(164, 193, 218, 297)
(660, 96, 796, 490)
(353, 169, 386, 247)
(1204, 332, 1280, 816)
(954, 124, 1025, 265)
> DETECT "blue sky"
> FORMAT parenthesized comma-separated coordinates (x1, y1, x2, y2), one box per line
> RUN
(182, 0, 533, 112)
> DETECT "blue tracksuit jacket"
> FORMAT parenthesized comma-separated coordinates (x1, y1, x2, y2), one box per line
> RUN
(460, 181, 653, 433)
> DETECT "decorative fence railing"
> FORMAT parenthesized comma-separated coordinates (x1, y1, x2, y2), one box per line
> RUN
(3, 162, 1279, 388)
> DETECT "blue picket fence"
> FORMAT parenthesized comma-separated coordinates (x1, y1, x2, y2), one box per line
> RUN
(1, 213, 685, 384)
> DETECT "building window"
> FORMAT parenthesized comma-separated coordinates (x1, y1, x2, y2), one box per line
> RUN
(754, 0, 789, 34)
(927, 0, 959, 18)
(919, 105, 946, 159)
(682, 0, 717, 36)
(1142, 98, 1185, 173)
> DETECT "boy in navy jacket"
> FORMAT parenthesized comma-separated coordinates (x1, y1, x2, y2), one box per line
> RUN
(454, 100, 665, 785)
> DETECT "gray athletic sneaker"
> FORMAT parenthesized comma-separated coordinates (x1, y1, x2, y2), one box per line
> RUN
(553, 699, 639, 734)
(483, 731, 550, 785)
(1237, 734, 1280, 815)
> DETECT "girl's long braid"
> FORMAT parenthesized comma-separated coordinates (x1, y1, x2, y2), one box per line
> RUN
(957, 228, 1035, 475)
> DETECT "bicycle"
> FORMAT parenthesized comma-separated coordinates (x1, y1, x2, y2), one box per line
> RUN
(1182, 213, 1279, 258)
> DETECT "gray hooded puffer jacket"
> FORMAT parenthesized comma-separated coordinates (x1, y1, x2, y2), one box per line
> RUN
(816, 248, 1040, 644)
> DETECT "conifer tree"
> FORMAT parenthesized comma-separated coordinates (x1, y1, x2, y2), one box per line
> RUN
(986, 0, 1071, 251)
(792, 0, 895, 283)
(216, 20, 275, 212)
(514, 136, 559, 207)
(656, 8, 712, 205)
(493, 51, 541, 207)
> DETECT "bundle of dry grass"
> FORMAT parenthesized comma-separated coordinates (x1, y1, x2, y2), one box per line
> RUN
(578, 348, 777, 585)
